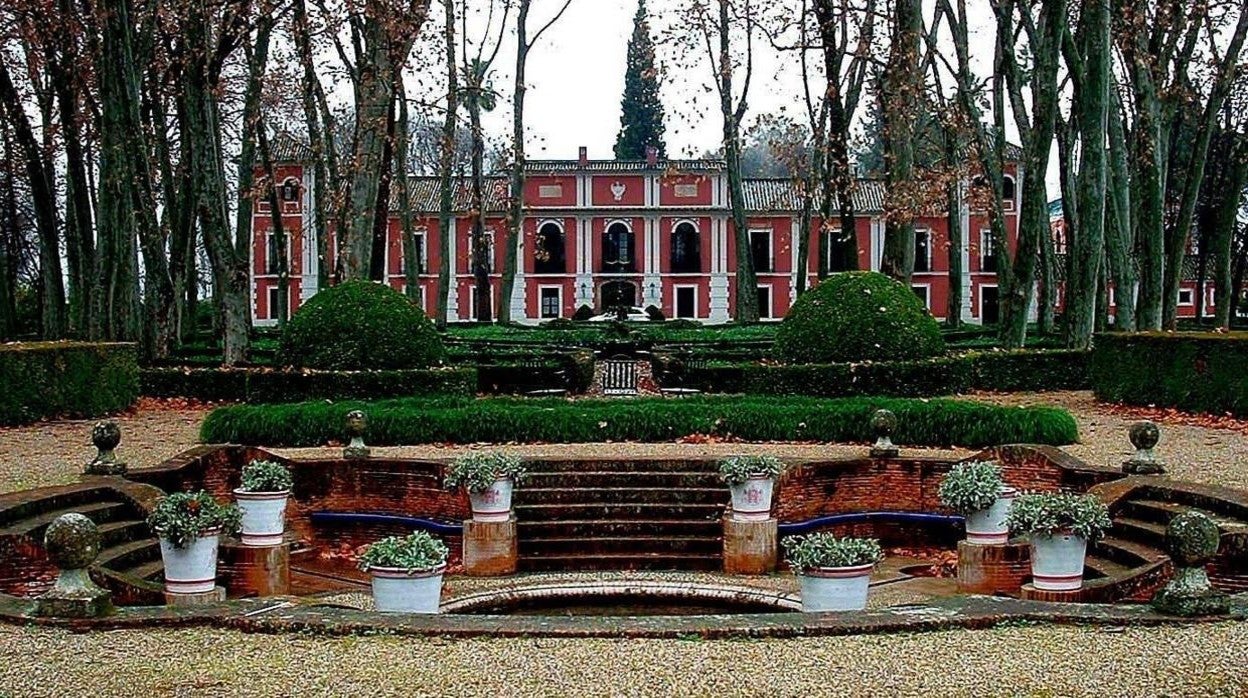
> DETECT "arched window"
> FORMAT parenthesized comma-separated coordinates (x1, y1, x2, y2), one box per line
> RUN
(534, 221, 566, 274)
(1001, 175, 1016, 202)
(670, 221, 701, 273)
(602, 221, 634, 273)
(280, 178, 301, 202)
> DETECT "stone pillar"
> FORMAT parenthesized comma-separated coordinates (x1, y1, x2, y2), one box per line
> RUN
(1123, 420, 1165, 475)
(84, 421, 127, 476)
(218, 538, 291, 597)
(1151, 511, 1229, 616)
(869, 409, 899, 458)
(956, 540, 1031, 596)
(723, 517, 778, 575)
(35, 513, 113, 618)
(463, 517, 517, 576)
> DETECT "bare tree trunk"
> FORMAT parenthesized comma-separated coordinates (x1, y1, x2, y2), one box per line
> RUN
(880, 0, 921, 284)
(436, 0, 459, 329)
(292, 0, 332, 291)
(1104, 91, 1136, 330)
(468, 74, 492, 323)
(719, 0, 758, 322)
(397, 86, 421, 302)
(500, 0, 532, 325)
(945, 130, 962, 328)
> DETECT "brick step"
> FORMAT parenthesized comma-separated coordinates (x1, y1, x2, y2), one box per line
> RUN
(96, 520, 153, 549)
(1110, 517, 1168, 549)
(514, 502, 725, 521)
(120, 557, 166, 582)
(1092, 536, 1166, 569)
(518, 519, 723, 538)
(0, 487, 120, 528)
(94, 538, 161, 572)
(0, 501, 131, 539)
(518, 552, 722, 572)
(524, 471, 723, 489)
(1084, 553, 1134, 580)
(515, 487, 726, 506)
(518, 535, 722, 556)
(524, 461, 719, 474)
(1120, 499, 1248, 530)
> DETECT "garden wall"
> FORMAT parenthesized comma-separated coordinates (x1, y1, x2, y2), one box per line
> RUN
(1091, 332, 1248, 417)
(0, 342, 139, 425)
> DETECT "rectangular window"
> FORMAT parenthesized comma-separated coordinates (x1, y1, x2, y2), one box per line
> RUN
(750, 230, 772, 273)
(538, 184, 563, 198)
(674, 184, 698, 198)
(1178, 288, 1194, 306)
(914, 229, 931, 272)
(821, 228, 852, 274)
(539, 287, 562, 319)
(980, 229, 997, 272)
(265, 232, 291, 275)
(756, 285, 772, 319)
(472, 232, 495, 274)
(467, 285, 494, 320)
(675, 286, 697, 319)
(398, 231, 426, 276)
(912, 285, 930, 310)
(266, 285, 288, 320)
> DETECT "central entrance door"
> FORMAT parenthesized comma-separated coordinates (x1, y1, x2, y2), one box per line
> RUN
(601, 280, 637, 309)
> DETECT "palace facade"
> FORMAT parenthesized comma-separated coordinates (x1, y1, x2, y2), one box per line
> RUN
(251, 138, 1221, 326)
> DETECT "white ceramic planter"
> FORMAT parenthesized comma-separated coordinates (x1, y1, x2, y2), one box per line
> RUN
(964, 487, 1017, 545)
(1029, 531, 1088, 591)
(469, 477, 514, 522)
(729, 476, 775, 522)
(159, 531, 220, 594)
(797, 563, 874, 612)
(370, 565, 447, 613)
(234, 489, 290, 546)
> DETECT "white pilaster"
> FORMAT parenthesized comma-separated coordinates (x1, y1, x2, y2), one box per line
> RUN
(575, 217, 593, 308)
(960, 182, 974, 324)
(446, 218, 460, 322)
(300, 169, 319, 303)
(709, 217, 730, 323)
(789, 216, 800, 306)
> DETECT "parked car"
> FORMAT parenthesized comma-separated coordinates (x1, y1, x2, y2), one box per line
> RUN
(587, 307, 650, 322)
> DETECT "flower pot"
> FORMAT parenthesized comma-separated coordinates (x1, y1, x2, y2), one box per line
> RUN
(729, 476, 775, 522)
(1029, 531, 1088, 591)
(158, 531, 220, 594)
(797, 564, 874, 612)
(234, 489, 290, 546)
(469, 477, 514, 522)
(964, 487, 1017, 545)
(369, 565, 447, 613)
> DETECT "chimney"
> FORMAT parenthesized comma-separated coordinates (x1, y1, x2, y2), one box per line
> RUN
(578, 146, 588, 166)
(646, 146, 658, 167)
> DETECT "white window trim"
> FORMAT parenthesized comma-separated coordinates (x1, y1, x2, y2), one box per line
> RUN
(911, 283, 931, 311)
(263, 230, 293, 276)
(756, 284, 773, 319)
(534, 219, 566, 273)
(467, 285, 496, 321)
(398, 229, 429, 276)
(978, 284, 999, 322)
(671, 219, 701, 272)
(914, 228, 933, 273)
(979, 228, 995, 267)
(266, 284, 289, 320)
(674, 284, 699, 319)
(749, 228, 774, 273)
(538, 285, 563, 319)
(1001, 174, 1016, 211)
(604, 219, 634, 267)
(1178, 288, 1195, 307)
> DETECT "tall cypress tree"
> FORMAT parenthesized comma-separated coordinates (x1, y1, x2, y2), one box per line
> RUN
(614, 0, 667, 160)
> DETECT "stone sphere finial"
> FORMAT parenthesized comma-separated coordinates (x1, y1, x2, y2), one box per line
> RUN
(1123, 420, 1164, 475)
(869, 409, 899, 458)
(1151, 510, 1228, 617)
(44, 513, 102, 570)
(343, 410, 370, 458)
(1165, 511, 1221, 567)
(85, 421, 126, 476)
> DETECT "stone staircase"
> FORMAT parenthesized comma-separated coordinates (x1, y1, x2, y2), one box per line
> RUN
(0, 482, 164, 603)
(515, 460, 727, 571)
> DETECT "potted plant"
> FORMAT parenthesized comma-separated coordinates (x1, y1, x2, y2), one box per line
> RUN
(146, 491, 241, 595)
(1006, 492, 1111, 591)
(938, 460, 1017, 544)
(358, 531, 450, 613)
(445, 452, 527, 522)
(719, 455, 786, 522)
(783, 533, 884, 612)
(234, 459, 294, 546)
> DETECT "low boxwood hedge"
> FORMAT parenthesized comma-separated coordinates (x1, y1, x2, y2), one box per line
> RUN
(0, 342, 139, 425)
(199, 395, 1078, 448)
(668, 349, 1090, 396)
(1091, 332, 1248, 416)
(141, 367, 476, 403)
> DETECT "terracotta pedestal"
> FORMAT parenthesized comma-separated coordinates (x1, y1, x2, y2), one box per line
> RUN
(956, 539, 1031, 596)
(218, 537, 292, 598)
(723, 517, 778, 575)
(463, 517, 517, 576)
(164, 586, 226, 607)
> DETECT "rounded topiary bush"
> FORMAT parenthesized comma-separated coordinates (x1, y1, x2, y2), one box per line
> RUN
(278, 281, 445, 370)
(776, 271, 945, 363)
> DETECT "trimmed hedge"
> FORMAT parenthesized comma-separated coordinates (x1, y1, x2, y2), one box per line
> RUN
(141, 367, 476, 403)
(279, 281, 444, 370)
(776, 272, 945, 363)
(0, 342, 139, 425)
(669, 350, 1090, 396)
(200, 395, 1079, 448)
(1091, 332, 1248, 416)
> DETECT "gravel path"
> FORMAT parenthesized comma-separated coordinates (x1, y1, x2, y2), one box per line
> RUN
(1, 622, 1245, 697)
